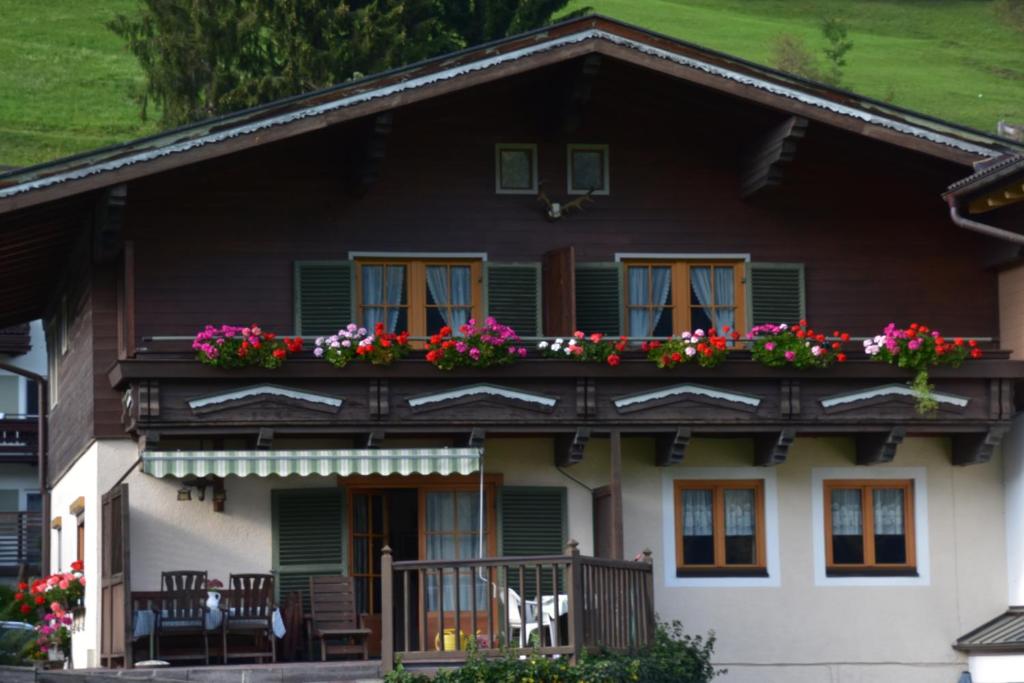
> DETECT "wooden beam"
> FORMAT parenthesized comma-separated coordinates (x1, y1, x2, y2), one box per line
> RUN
(257, 427, 274, 449)
(740, 116, 808, 198)
(754, 429, 796, 466)
(953, 426, 1008, 466)
(93, 184, 127, 264)
(856, 427, 905, 465)
(655, 427, 691, 466)
(555, 428, 590, 467)
(609, 430, 624, 560)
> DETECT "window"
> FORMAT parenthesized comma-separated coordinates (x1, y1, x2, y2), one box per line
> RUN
(355, 258, 482, 337)
(70, 496, 85, 564)
(824, 480, 915, 575)
(350, 491, 387, 615)
(424, 489, 489, 611)
(625, 261, 745, 336)
(495, 144, 537, 194)
(567, 144, 609, 195)
(673, 480, 766, 576)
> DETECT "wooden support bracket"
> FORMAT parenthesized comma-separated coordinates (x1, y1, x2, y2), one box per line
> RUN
(468, 428, 486, 449)
(856, 427, 906, 465)
(556, 428, 591, 467)
(257, 427, 274, 449)
(953, 426, 1008, 466)
(740, 116, 808, 198)
(655, 428, 691, 467)
(360, 430, 386, 448)
(754, 428, 796, 466)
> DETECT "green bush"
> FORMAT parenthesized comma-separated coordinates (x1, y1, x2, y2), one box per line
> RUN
(385, 621, 722, 683)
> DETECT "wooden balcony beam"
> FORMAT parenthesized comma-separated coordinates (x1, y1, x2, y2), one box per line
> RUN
(556, 427, 590, 467)
(856, 427, 906, 465)
(655, 427, 691, 466)
(755, 428, 796, 466)
(953, 426, 1008, 466)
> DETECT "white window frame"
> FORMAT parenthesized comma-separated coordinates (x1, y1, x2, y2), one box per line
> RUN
(811, 467, 930, 586)
(567, 143, 610, 195)
(494, 143, 538, 195)
(662, 467, 781, 587)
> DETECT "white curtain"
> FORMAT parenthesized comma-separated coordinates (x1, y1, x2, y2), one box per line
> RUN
(831, 489, 862, 535)
(361, 265, 404, 332)
(682, 489, 713, 536)
(426, 265, 471, 331)
(873, 489, 905, 535)
(724, 489, 754, 536)
(385, 266, 404, 332)
(425, 491, 485, 610)
(690, 266, 714, 330)
(714, 267, 735, 331)
(628, 266, 671, 336)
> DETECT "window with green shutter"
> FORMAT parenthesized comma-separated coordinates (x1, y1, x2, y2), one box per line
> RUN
(501, 486, 567, 597)
(485, 262, 542, 337)
(294, 261, 353, 338)
(575, 263, 622, 335)
(272, 488, 345, 608)
(747, 262, 806, 327)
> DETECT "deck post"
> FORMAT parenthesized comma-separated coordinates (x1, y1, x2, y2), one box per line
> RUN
(609, 430, 624, 560)
(642, 548, 655, 646)
(381, 545, 394, 673)
(566, 540, 584, 663)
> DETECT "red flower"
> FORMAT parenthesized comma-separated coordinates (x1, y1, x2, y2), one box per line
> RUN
(955, 338, 964, 346)
(840, 332, 850, 342)
(671, 352, 682, 363)
(265, 332, 276, 340)
(660, 354, 670, 366)
(607, 354, 621, 367)
(13, 593, 22, 602)
(426, 350, 439, 363)
(18, 582, 27, 591)
(380, 339, 391, 348)
(971, 348, 983, 359)
(640, 342, 649, 352)
(272, 349, 286, 359)
(836, 353, 847, 363)
(799, 320, 808, 327)
(439, 326, 452, 337)
(795, 330, 805, 339)
(70, 560, 83, 572)
(19, 604, 30, 614)
(615, 341, 626, 351)
(35, 595, 45, 605)
(968, 339, 978, 348)
(831, 342, 841, 350)
(589, 333, 604, 343)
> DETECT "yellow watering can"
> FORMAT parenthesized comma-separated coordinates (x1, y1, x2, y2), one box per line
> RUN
(434, 628, 474, 651)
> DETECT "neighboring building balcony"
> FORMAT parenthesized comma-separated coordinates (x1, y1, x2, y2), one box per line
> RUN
(0, 511, 42, 577)
(108, 346, 1024, 465)
(0, 415, 38, 464)
(0, 323, 31, 355)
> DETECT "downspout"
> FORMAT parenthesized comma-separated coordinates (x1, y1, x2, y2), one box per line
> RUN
(0, 361, 48, 576)
(948, 201, 1024, 245)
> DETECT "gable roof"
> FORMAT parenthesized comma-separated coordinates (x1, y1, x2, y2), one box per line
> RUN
(0, 14, 1018, 215)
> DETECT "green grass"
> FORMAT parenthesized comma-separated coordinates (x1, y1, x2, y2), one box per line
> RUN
(1, 1, 1023, 168)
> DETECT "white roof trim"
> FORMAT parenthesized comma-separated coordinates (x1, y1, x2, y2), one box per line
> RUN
(0, 29, 997, 200)
(820, 384, 969, 409)
(188, 385, 343, 410)
(614, 384, 761, 410)
(408, 384, 558, 409)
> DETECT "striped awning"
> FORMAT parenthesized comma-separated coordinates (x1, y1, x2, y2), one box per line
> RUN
(142, 448, 481, 478)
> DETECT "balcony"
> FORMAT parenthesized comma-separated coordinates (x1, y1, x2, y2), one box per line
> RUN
(0, 511, 42, 576)
(0, 415, 38, 464)
(0, 324, 31, 355)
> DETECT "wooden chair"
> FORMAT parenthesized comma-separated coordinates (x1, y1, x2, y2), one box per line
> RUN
(155, 570, 209, 664)
(307, 575, 370, 661)
(222, 573, 276, 663)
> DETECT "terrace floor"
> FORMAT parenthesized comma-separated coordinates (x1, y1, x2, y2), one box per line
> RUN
(36, 660, 383, 683)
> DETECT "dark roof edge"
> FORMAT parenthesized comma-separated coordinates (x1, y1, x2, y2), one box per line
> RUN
(946, 154, 1024, 199)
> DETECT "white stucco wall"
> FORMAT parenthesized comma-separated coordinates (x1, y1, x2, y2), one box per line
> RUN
(1004, 414, 1024, 606)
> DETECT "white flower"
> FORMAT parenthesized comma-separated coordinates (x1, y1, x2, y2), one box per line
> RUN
(811, 345, 822, 356)
(684, 346, 697, 357)
(538, 341, 549, 349)
(331, 340, 341, 349)
(551, 343, 562, 352)
(694, 329, 705, 337)
(554, 338, 564, 345)
(315, 337, 325, 346)
(779, 323, 788, 330)
(681, 331, 691, 339)
(564, 347, 573, 355)
(341, 340, 351, 348)
(358, 328, 367, 336)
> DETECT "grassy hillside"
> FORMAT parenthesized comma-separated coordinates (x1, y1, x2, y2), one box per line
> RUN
(1, 0, 1023, 168)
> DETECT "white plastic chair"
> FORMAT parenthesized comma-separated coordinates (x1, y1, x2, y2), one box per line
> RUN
(502, 587, 556, 647)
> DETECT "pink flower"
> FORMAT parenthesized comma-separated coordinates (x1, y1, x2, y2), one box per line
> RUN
(469, 348, 481, 361)
(79, 577, 86, 586)
(58, 580, 69, 590)
(764, 342, 776, 351)
(518, 347, 527, 357)
(50, 601, 62, 614)
(784, 351, 796, 361)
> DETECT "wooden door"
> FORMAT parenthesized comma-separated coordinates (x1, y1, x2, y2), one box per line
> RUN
(100, 483, 130, 668)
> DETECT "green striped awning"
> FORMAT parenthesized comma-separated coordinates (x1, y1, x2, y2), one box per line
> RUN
(142, 448, 481, 478)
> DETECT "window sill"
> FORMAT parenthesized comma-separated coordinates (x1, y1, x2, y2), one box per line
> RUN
(676, 567, 768, 578)
(825, 567, 918, 578)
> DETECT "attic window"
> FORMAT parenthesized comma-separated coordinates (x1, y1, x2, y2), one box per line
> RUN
(495, 143, 537, 194)
(568, 144, 609, 195)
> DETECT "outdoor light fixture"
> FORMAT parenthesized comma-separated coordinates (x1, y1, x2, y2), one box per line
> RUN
(176, 486, 192, 501)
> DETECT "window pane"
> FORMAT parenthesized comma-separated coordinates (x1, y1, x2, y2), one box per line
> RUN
(353, 495, 368, 533)
(427, 308, 447, 333)
(831, 489, 863, 564)
(427, 533, 455, 561)
(354, 576, 369, 614)
(426, 492, 454, 533)
(571, 150, 604, 192)
(627, 267, 649, 304)
(652, 303, 673, 337)
(714, 267, 735, 305)
(873, 489, 907, 564)
(690, 307, 712, 332)
(450, 266, 471, 305)
(500, 149, 532, 190)
(457, 491, 481, 532)
(362, 265, 384, 305)
(353, 537, 369, 573)
(371, 494, 383, 532)
(724, 489, 756, 565)
(681, 489, 713, 565)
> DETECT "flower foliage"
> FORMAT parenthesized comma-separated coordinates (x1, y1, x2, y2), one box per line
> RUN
(425, 318, 526, 371)
(9, 560, 86, 656)
(314, 323, 411, 367)
(537, 332, 627, 367)
(863, 322, 979, 413)
(748, 321, 849, 369)
(193, 324, 302, 369)
(642, 329, 731, 369)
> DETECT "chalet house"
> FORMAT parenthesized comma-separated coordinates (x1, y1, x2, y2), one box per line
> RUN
(2, 15, 1024, 683)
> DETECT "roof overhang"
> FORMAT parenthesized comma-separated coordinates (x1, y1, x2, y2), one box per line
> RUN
(0, 16, 1012, 215)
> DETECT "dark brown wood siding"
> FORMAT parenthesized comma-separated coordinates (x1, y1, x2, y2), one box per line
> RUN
(123, 60, 993, 346)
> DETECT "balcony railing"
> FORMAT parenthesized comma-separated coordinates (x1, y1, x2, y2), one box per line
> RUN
(380, 543, 655, 672)
(0, 511, 42, 575)
(0, 416, 38, 462)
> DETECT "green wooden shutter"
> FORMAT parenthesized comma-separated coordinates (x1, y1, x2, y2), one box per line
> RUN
(272, 488, 345, 608)
(575, 263, 622, 335)
(485, 262, 542, 337)
(294, 261, 353, 337)
(748, 262, 805, 327)
(501, 487, 567, 596)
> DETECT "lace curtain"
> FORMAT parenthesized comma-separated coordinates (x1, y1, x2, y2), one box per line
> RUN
(361, 265, 405, 332)
(724, 489, 754, 536)
(690, 266, 735, 330)
(831, 489, 863, 535)
(426, 265, 472, 331)
(628, 266, 671, 336)
(682, 489, 713, 536)
(873, 489, 904, 535)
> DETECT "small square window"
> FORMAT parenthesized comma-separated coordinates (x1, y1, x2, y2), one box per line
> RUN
(567, 144, 609, 195)
(495, 144, 537, 194)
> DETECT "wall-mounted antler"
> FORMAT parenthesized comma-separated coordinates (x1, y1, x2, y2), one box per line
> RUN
(537, 182, 594, 221)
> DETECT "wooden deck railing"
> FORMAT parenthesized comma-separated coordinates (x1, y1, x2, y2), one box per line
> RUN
(0, 511, 42, 574)
(380, 542, 654, 673)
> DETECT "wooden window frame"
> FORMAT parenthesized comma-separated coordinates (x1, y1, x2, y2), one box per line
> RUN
(354, 258, 483, 338)
(566, 143, 610, 195)
(349, 491, 388, 616)
(673, 479, 766, 576)
(495, 143, 538, 195)
(624, 260, 746, 337)
(823, 479, 916, 575)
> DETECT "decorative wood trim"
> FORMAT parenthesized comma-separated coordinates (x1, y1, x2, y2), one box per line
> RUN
(655, 428, 691, 467)
(740, 116, 808, 198)
(369, 379, 390, 419)
(856, 427, 906, 465)
(613, 383, 761, 414)
(406, 384, 558, 413)
(780, 380, 801, 418)
(139, 381, 160, 418)
(754, 429, 796, 466)
(952, 426, 1009, 466)
(820, 384, 968, 414)
(555, 428, 590, 467)
(187, 384, 343, 415)
(69, 497, 85, 516)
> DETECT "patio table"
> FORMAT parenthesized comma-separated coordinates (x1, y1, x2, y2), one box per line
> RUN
(132, 607, 286, 660)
